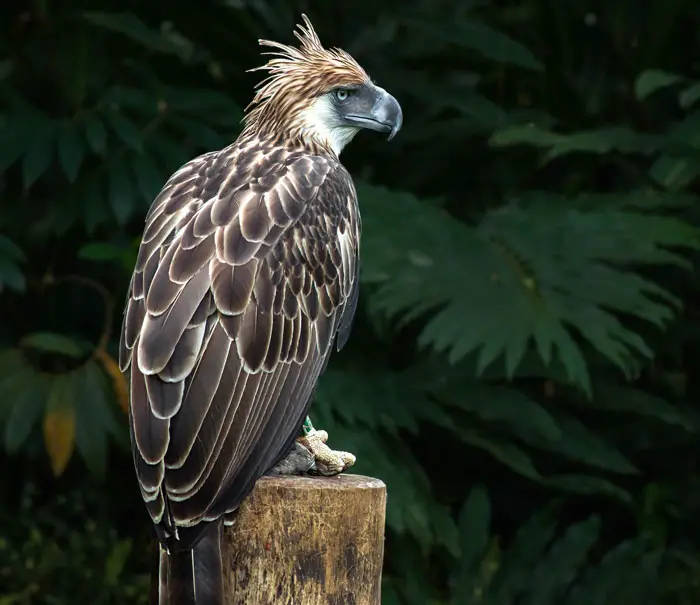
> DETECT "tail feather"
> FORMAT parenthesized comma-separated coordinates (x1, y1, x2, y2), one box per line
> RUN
(159, 522, 224, 605)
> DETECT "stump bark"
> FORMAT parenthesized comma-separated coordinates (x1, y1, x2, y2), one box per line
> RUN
(223, 474, 387, 605)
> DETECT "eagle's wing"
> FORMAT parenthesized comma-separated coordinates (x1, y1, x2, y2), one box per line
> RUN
(118, 144, 360, 550)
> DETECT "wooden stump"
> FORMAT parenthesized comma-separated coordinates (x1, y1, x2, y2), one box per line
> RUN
(223, 474, 387, 605)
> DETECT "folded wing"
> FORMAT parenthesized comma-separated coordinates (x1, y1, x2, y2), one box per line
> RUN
(119, 142, 360, 550)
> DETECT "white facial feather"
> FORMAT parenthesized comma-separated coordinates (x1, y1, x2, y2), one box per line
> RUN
(299, 95, 359, 155)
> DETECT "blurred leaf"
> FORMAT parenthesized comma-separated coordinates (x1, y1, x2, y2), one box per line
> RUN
(489, 509, 558, 604)
(680, 82, 700, 109)
(78, 242, 129, 262)
(105, 86, 159, 116)
(569, 536, 660, 605)
(409, 19, 542, 71)
(164, 88, 242, 115)
(20, 332, 83, 358)
(453, 485, 492, 603)
(57, 120, 85, 182)
(43, 374, 77, 476)
(107, 155, 136, 224)
(635, 70, 684, 100)
(83, 11, 185, 56)
(456, 20, 543, 71)
(2, 353, 47, 452)
(74, 360, 116, 477)
(131, 151, 164, 204)
(0, 235, 26, 292)
(449, 385, 561, 443)
(22, 123, 55, 189)
(526, 516, 601, 604)
(490, 125, 663, 161)
(460, 430, 540, 479)
(589, 385, 696, 430)
(83, 114, 108, 154)
(649, 154, 700, 190)
(532, 415, 639, 475)
(546, 474, 633, 504)
(81, 173, 110, 233)
(458, 485, 491, 572)
(0, 235, 26, 262)
(103, 110, 144, 152)
(104, 539, 133, 585)
(149, 134, 190, 172)
(0, 257, 25, 292)
(0, 60, 13, 80)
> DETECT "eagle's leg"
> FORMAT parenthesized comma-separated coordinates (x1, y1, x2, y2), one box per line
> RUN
(297, 416, 356, 477)
(266, 441, 316, 476)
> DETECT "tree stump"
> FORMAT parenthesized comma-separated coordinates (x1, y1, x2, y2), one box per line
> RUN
(223, 474, 387, 605)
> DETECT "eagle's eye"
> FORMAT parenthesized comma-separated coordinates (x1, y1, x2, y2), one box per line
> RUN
(334, 88, 351, 102)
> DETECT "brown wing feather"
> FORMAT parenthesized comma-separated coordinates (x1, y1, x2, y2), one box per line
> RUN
(119, 135, 360, 551)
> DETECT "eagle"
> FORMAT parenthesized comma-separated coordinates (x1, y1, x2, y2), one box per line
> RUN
(118, 14, 402, 605)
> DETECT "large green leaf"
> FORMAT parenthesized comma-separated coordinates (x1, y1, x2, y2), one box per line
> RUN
(445, 385, 561, 443)
(459, 429, 541, 480)
(1, 353, 48, 453)
(83, 114, 108, 155)
(57, 120, 85, 182)
(523, 413, 638, 475)
(545, 474, 633, 504)
(130, 151, 164, 204)
(679, 82, 700, 109)
(569, 537, 662, 605)
(453, 485, 492, 602)
(0, 235, 26, 291)
(525, 516, 601, 605)
(490, 125, 665, 162)
(107, 155, 136, 224)
(406, 19, 543, 71)
(103, 110, 144, 152)
(21, 121, 55, 189)
(82, 11, 188, 58)
(635, 69, 684, 100)
(358, 184, 698, 395)
(649, 154, 700, 190)
(74, 360, 117, 478)
(488, 509, 558, 605)
(19, 332, 84, 358)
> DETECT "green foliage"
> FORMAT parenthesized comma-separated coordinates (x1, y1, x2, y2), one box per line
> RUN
(2, 1, 700, 604)
(450, 487, 664, 605)
(0, 478, 150, 605)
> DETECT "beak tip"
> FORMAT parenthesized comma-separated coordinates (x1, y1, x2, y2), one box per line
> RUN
(388, 112, 402, 142)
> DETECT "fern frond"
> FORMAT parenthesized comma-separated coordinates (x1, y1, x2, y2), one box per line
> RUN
(358, 183, 700, 394)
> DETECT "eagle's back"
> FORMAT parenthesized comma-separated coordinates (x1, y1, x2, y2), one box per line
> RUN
(119, 133, 360, 551)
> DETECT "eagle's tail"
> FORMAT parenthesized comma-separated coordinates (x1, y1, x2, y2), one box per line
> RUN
(158, 522, 224, 605)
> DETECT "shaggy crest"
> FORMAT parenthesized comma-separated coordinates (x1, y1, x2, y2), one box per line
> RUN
(243, 15, 369, 136)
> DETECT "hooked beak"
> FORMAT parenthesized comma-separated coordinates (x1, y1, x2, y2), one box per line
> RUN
(342, 84, 403, 141)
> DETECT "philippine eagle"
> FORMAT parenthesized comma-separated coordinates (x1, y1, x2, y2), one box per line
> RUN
(118, 14, 402, 605)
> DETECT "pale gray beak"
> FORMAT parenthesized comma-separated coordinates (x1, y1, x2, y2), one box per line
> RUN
(339, 83, 403, 141)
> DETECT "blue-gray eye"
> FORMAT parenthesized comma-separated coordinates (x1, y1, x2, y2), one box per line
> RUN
(335, 89, 349, 102)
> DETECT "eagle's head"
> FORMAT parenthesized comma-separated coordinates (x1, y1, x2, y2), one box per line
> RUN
(243, 15, 403, 155)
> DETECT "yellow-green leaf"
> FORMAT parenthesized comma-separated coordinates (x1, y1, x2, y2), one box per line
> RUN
(43, 374, 77, 477)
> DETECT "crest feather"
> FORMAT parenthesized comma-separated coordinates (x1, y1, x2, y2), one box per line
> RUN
(243, 15, 368, 135)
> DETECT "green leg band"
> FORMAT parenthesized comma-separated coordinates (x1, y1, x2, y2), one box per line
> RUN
(302, 416, 315, 436)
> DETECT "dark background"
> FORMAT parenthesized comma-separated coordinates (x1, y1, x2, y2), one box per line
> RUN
(2, 0, 700, 603)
